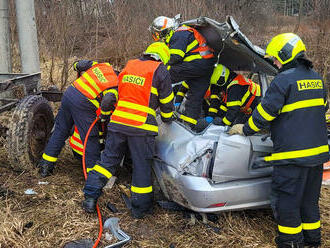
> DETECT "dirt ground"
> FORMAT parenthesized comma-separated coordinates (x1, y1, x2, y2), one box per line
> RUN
(0, 141, 329, 248)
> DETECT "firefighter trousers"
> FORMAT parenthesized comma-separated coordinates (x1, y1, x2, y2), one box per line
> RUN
(41, 86, 100, 169)
(271, 164, 323, 246)
(169, 59, 215, 127)
(84, 131, 155, 213)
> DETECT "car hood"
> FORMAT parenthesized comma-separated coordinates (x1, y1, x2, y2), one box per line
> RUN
(182, 16, 278, 76)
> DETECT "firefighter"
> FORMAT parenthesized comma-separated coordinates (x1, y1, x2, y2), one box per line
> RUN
(39, 60, 118, 177)
(229, 33, 329, 248)
(149, 16, 216, 130)
(82, 42, 174, 218)
(205, 64, 261, 126)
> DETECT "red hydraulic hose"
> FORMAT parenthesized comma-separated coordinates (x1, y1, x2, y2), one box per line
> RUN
(82, 116, 103, 248)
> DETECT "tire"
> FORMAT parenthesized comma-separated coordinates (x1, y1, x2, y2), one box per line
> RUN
(6, 95, 54, 171)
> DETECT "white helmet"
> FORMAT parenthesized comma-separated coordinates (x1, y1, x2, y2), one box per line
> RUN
(149, 16, 180, 41)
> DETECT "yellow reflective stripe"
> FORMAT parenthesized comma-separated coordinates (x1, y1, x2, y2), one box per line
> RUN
(42, 153, 57, 162)
(86, 168, 92, 173)
(209, 108, 218, 113)
(186, 40, 199, 52)
(151, 87, 158, 96)
(88, 98, 100, 108)
(72, 131, 81, 139)
(160, 92, 174, 104)
(281, 98, 324, 113)
(251, 83, 261, 96)
(101, 110, 111, 115)
(76, 78, 98, 99)
(82, 73, 101, 93)
(182, 81, 189, 89)
(248, 117, 260, 132)
(180, 114, 197, 125)
(99, 131, 103, 135)
(170, 49, 185, 57)
(113, 110, 147, 122)
(160, 111, 173, 118)
(220, 105, 228, 112)
(91, 164, 112, 178)
(210, 94, 220, 100)
(227, 101, 241, 107)
(257, 104, 276, 121)
(177, 92, 185, 97)
(167, 65, 171, 71)
(324, 100, 327, 107)
(111, 120, 158, 132)
(183, 54, 202, 62)
(265, 145, 329, 162)
(302, 221, 321, 230)
(222, 117, 231, 125)
(227, 80, 239, 89)
(70, 139, 84, 149)
(241, 90, 251, 105)
(117, 101, 156, 117)
(104, 89, 118, 101)
(131, 185, 153, 194)
(278, 224, 302, 234)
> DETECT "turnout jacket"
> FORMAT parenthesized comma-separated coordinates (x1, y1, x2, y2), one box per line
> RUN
(243, 60, 329, 166)
(207, 64, 261, 126)
(69, 64, 119, 155)
(109, 56, 174, 136)
(167, 25, 214, 66)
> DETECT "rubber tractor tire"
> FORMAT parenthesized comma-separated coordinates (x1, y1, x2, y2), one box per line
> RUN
(6, 95, 54, 171)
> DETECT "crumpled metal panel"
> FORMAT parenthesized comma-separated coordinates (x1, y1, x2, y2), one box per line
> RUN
(156, 117, 273, 183)
(156, 118, 227, 175)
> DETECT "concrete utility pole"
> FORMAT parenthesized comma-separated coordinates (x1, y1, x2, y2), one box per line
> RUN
(15, 0, 40, 73)
(0, 0, 12, 73)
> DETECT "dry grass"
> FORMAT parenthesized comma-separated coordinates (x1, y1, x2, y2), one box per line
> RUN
(0, 143, 329, 248)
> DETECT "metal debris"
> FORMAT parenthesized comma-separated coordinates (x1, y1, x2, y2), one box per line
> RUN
(24, 189, 37, 195)
(103, 217, 131, 248)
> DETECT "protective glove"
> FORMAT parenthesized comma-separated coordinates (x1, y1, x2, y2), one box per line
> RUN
(228, 124, 245, 136)
(99, 114, 110, 123)
(174, 102, 181, 111)
(205, 116, 214, 124)
(213, 117, 224, 126)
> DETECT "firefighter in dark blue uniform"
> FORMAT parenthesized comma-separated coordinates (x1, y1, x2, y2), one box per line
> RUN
(149, 16, 216, 130)
(205, 64, 261, 126)
(82, 42, 174, 218)
(229, 33, 329, 248)
(39, 60, 118, 177)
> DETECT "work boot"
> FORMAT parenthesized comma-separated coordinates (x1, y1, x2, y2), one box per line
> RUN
(131, 207, 153, 219)
(304, 241, 321, 248)
(277, 241, 304, 248)
(82, 198, 97, 213)
(39, 164, 54, 178)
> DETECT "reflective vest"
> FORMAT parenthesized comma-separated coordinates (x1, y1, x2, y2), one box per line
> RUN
(69, 126, 84, 155)
(176, 25, 214, 59)
(111, 59, 160, 127)
(224, 74, 261, 114)
(73, 63, 118, 99)
(68, 108, 103, 155)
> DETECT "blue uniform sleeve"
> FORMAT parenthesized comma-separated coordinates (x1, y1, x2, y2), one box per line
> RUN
(222, 85, 246, 126)
(154, 65, 174, 122)
(243, 77, 287, 135)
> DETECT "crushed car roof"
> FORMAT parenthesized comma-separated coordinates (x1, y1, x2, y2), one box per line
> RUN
(182, 16, 278, 76)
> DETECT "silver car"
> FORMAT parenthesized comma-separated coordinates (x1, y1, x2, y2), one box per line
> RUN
(153, 16, 278, 213)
